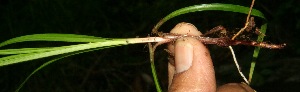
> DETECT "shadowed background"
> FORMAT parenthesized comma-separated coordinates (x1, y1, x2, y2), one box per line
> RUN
(0, 0, 299, 92)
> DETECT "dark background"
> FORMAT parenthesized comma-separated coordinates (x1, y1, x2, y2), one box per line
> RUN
(0, 0, 299, 92)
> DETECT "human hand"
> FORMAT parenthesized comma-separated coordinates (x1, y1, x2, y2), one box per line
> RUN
(167, 22, 255, 92)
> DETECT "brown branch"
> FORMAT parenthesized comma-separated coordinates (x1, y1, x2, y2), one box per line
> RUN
(160, 33, 286, 49)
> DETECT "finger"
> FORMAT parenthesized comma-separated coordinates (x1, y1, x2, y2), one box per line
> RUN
(168, 22, 216, 92)
(167, 22, 202, 86)
(217, 83, 255, 92)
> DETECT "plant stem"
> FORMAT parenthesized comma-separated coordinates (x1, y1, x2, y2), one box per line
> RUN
(148, 43, 162, 92)
(125, 37, 169, 44)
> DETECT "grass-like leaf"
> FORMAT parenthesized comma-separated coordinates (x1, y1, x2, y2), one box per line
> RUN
(0, 39, 128, 66)
(0, 33, 105, 48)
(153, 3, 265, 32)
(15, 46, 104, 92)
(0, 35, 166, 67)
(0, 47, 60, 55)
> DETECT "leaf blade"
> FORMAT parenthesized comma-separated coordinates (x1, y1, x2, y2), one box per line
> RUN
(153, 3, 265, 32)
(0, 33, 106, 47)
(0, 39, 128, 66)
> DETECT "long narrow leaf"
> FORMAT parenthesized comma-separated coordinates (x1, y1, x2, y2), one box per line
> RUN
(153, 3, 265, 32)
(0, 39, 127, 66)
(0, 47, 65, 55)
(0, 37, 167, 66)
(0, 34, 105, 47)
(15, 46, 105, 92)
(248, 23, 267, 83)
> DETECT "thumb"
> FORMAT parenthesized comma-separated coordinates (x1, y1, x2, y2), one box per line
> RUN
(168, 22, 216, 92)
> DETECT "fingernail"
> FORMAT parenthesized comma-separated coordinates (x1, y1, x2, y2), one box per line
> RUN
(174, 38, 193, 73)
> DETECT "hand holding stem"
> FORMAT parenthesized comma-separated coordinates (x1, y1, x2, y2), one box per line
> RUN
(167, 22, 255, 92)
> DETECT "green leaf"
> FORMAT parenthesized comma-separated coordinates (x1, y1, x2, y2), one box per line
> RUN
(0, 33, 105, 48)
(0, 39, 128, 66)
(153, 3, 265, 32)
(0, 47, 59, 55)
(15, 46, 103, 92)
(0, 34, 166, 66)
(249, 23, 267, 83)
(148, 43, 162, 92)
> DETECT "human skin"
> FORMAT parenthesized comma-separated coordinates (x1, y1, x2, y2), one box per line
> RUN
(167, 22, 216, 92)
(167, 22, 255, 92)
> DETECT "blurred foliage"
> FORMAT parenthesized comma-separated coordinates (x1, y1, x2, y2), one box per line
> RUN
(0, 0, 299, 92)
